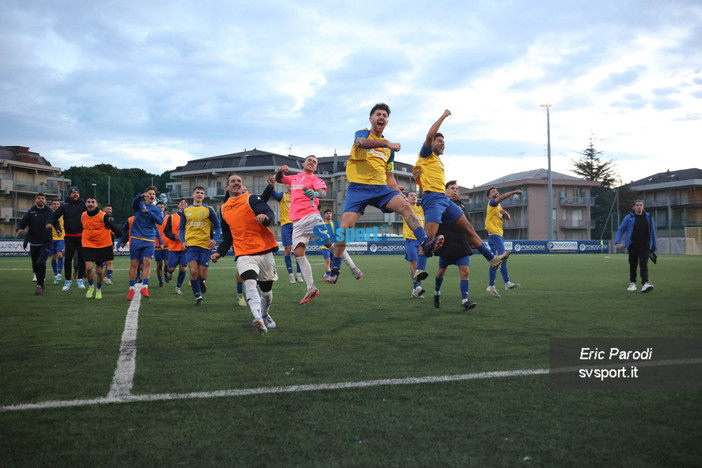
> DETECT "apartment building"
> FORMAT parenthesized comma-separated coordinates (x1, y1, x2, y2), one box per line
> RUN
(460, 168, 600, 240)
(0, 146, 70, 237)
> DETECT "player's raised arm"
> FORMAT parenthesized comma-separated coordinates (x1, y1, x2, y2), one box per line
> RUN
(424, 109, 451, 149)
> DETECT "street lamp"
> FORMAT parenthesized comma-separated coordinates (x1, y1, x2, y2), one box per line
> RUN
(540, 103, 553, 241)
(91, 183, 97, 199)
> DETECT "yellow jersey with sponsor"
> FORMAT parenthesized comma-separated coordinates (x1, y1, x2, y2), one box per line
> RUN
(182, 204, 215, 249)
(485, 200, 504, 237)
(279, 193, 292, 225)
(413, 146, 445, 193)
(220, 194, 278, 257)
(52, 217, 65, 240)
(402, 205, 425, 240)
(321, 220, 336, 249)
(347, 129, 395, 185)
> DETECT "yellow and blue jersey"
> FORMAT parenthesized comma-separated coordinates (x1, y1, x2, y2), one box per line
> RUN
(179, 203, 221, 249)
(402, 205, 425, 240)
(347, 129, 395, 185)
(52, 217, 65, 240)
(321, 220, 337, 249)
(413, 145, 445, 193)
(485, 199, 504, 237)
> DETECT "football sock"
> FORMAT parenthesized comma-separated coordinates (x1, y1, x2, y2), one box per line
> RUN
(284, 255, 293, 274)
(489, 266, 497, 286)
(261, 290, 273, 316)
(57, 257, 64, 274)
(244, 279, 262, 319)
(296, 256, 314, 288)
(143, 279, 150, 287)
(460, 280, 469, 301)
(51, 260, 57, 275)
(177, 270, 186, 288)
(417, 254, 427, 271)
(106, 269, 113, 279)
(435, 276, 443, 293)
(331, 256, 343, 271)
(412, 227, 428, 244)
(237, 282, 243, 294)
(191, 279, 201, 298)
(477, 243, 494, 261)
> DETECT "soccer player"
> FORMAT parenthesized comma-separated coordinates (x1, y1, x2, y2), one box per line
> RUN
(615, 199, 657, 293)
(261, 174, 304, 284)
(179, 186, 221, 306)
(46, 186, 87, 291)
(16, 193, 53, 295)
(49, 199, 65, 284)
(213, 174, 278, 333)
(154, 201, 169, 288)
(81, 197, 122, 299)
(413, 109, 509, 271)
(321, 209, 335, 275)
(101, 204, 115, 284)
(328, 103, 443, 284)
(403, 191, 428, 298)
(125, 186, 164, 300)
(275, 156, 330, 305)
(432, 182, 476, 311)
(485, 186, 522, 297)
(164, 198, 188, 295)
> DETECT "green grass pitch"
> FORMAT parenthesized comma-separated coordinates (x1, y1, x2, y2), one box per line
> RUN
(1, 253, 701, 466)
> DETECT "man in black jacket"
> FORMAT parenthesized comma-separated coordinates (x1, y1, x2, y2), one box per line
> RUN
(16, 193, 53, 295)
(46, 186, 87, 292)
(432, 181, 476, 312)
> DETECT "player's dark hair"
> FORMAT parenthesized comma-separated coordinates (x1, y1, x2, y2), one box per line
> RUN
(370, 103, 391, 117)
(156, 201, 164, 206)
(179, 198, 187, 204)
(323, 209, 332, 214)
(144, 185, 157, 193)
(486, 186, 496, 198)
(445, 180, 458, 190)
(193, 186, 205, 193)
(434, 132, 444, 140)
(103, 203, 111, 208)
(36, 192, 46, 198)
(85, 196, 96, 202)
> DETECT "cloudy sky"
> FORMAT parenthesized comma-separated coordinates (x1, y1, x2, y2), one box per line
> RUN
(2, 0, 701, 187)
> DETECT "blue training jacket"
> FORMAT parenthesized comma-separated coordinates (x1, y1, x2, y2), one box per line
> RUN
(615, 211, 657, 250)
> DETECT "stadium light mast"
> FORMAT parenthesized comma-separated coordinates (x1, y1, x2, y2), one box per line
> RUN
(91, 183, 97, 199)
(540, 103, 553, 241)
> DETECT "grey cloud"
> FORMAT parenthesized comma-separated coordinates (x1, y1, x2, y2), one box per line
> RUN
(595, 66, 647, 93)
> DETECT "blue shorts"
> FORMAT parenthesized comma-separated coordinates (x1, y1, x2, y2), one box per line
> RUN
(439, 255, 471, 268)
(50, 240, 65, 255)
(281, 223, 293, 247)
(185, 246, 211, 267)
(169, 250, 187, 268)
(404, 238, 421, 262)
(422, 192, 464, 225)
(154, 248, 168, 262)
(130, 238, 155, 261)
(343, 183, 400, 214)
(488, 234, 506, 255)
(321, 248, 332, 259)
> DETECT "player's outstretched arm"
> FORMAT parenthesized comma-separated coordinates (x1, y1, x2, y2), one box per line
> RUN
(424, 109, 451, 148)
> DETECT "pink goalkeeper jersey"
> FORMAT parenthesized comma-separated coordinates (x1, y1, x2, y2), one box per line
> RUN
(281, 172, 327, 222)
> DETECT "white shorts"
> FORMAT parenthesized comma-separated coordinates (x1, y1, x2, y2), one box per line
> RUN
(292, 213, 326, 249)
(236, 252, 278, 282)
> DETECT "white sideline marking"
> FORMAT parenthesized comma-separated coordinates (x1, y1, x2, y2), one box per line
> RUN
(107, 285, 142, 398)
(3, 358, 700, 413)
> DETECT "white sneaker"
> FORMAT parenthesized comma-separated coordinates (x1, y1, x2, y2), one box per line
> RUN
(486, 285, 501, 297)
(505, 281, 520, 291)
(104, 278, 113, 285)
(252, 318, 268, 334)
(32, 274, 37, 282)
(627, 283, 637, 292)
(263, 314, 277, 329)
(411, 286, 426, 298)
(175, 287, 183, 295)
(641, 282, 654, 293)
(296, 273, 305, 283)
(289, 273, 296, 284)
(77, 279, 86, 289)
(62, 280, 72, 292)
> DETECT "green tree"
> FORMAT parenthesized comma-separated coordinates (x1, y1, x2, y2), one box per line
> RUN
(571, 135, 617, 188)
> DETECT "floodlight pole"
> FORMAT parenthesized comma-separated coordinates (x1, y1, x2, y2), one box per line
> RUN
(540, 103, 553, 241)
(92, 183, 97, 199)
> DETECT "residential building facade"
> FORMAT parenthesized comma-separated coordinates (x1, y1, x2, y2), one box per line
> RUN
(459, 168, 600, 240)
(0, 146, 71, 237)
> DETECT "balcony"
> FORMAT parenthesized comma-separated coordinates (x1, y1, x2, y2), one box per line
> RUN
(558, 219, 595, 229)
(559, 196, 595, 206)
(3, 180, 61, 196)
